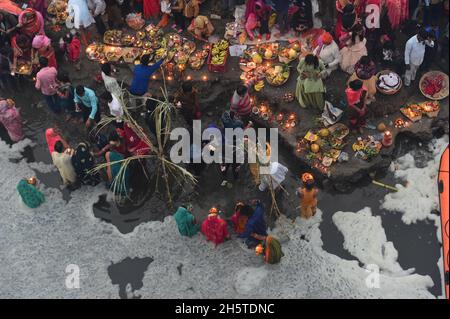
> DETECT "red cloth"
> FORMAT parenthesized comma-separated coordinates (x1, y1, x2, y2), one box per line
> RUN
(386, 0, 408, 29)
(143, 0, 160, 19)
(345, 86, 366, 106)
(335, 0, 365, 45)
(201, 214, 229, 246)
(231, 211, 248, 235)
(45, 128, 66, 154)
(0, 0, 23, 15)
(67, 37, 81, 62)
(120, 123, 151, 156)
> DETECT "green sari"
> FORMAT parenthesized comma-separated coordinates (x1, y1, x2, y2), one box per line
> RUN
(174, 206, 200, 237)
(295, 58, 326, 111)
(17, 180, 45, 208)
(109, 151, 130, 196)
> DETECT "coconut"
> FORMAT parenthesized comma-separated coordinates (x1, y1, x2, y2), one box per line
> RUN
(377, 123, 386, 132)
(288, 49, 297, 59)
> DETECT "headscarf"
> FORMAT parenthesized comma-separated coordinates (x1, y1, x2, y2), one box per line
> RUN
(18, 8, 44, 37)
(32, 34, 50, 50)
(45, 128, 66, 154)
(321, 32, 333, 45)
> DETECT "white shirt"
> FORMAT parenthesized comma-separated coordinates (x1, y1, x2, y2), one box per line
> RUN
(108, 95, 124, 119)
(101, 72, 122, 99)
(404, 35, 434, 66)
(314, 40, 341, 70)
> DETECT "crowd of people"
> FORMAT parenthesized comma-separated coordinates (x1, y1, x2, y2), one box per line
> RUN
(0, 0, 448, 261)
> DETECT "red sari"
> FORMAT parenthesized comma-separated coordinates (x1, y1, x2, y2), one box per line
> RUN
(118, 123, 151, 156)
(143, 0, 160, 19)
(201, 214, 230, 247)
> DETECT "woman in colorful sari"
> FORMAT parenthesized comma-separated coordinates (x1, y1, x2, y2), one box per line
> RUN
(119, 122, 151, 156)
(345, 79, 368, 133)
(71, 142, 101, 186)
(348, 55, 377, 104)
(17, 176, 45, 208)
(238, 200, 267, 248)
(255, 235, 284, 264)
(335, 0, 365, 46)
(173, 205, 200, 237)
(340, 24, 367, 74)
(32, 35, 57, 69)
(143, 0, 160, 19)
(52, 140, 78, 187)
(231, 202, 248, 235)
(11, 34, 32, 72)
(45, 127, 69, 154)
(201, 207, 230, 247)
(187, 15, 215, 41)
(295, 54, 326, 111)
(0, 98, 23, 142)
(105, 150, 130, 196)
(17, 8, 45, 37)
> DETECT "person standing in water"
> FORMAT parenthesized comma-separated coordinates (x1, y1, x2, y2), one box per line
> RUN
(297, 173, 319, 219)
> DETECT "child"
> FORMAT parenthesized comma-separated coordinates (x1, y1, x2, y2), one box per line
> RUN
(157, 0, 171, 28)
(297, 173, 318, 219)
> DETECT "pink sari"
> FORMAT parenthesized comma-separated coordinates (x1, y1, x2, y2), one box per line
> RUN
(45, 128, 67, 154)
(0, 101, 24, 142)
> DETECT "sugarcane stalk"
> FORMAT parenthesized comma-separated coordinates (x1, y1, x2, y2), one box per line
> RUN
(372, 180, 398, 192)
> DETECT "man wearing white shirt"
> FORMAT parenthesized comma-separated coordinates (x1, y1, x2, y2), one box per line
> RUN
(404, 28, 434, 86)
(105, 92, 123, 126)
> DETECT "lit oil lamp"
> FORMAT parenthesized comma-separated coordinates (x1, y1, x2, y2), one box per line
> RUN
(152, 75, 157, 80)
(276, 113, 284, 121)
(167, 75, 173, 81)
(202, 75, 208, 81)
(289, 113, 296, 121)
(186, 75, 192, 81)
(382, 130, 393, 147)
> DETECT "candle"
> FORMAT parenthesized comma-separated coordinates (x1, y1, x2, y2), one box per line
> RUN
(152, 75, 157, 80)
(277, 113, 284, 121)
(167, 76, 173, 81)
(202, 75, 208, 81)
(382, 131, 393, 147)
(186, 75, 192, 81)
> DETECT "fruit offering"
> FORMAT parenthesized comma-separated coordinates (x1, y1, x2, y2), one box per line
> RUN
(279, 42, 301, 63)
(121, 34, 136, 46)
(103, 30, 122, 46)
(265, 64, 290, 86)
(258, 43, 279, 60)
(189, 50, 209, 70)
(211, 40, 229, 66)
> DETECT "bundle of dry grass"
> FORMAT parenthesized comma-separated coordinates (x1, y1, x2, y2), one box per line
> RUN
(90, 75, 196, 208)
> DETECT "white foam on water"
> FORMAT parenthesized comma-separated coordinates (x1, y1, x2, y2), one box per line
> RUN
(333, 208, 411, 275)
(381, 136, 448, 227)
(0, 139, 436, 298)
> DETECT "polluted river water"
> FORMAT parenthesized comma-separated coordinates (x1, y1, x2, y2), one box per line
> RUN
(0, 78, 447, 298)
